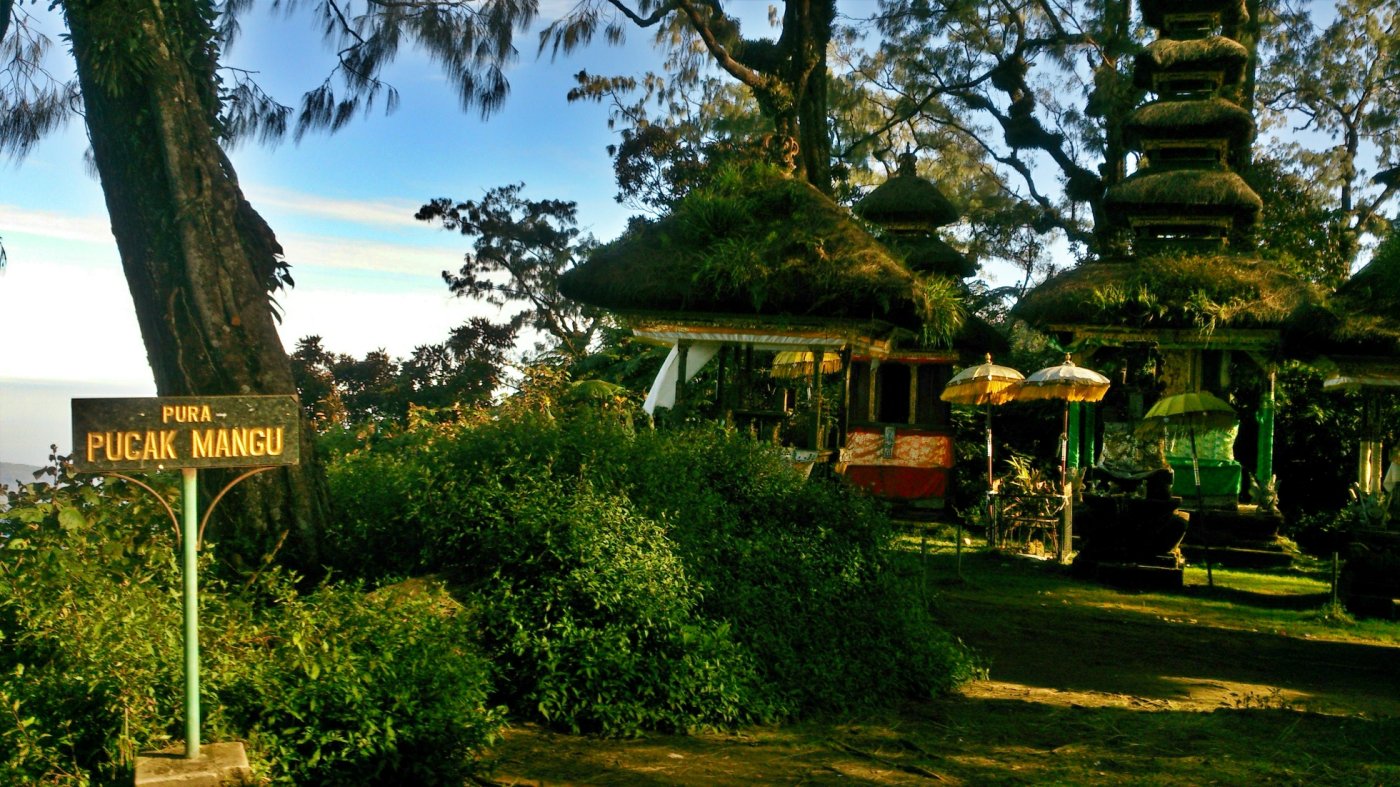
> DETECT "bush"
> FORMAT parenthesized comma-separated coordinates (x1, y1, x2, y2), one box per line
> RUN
(329, 410, 780, 735)
(325, 390, 978, 730)
(210, 577, 502, 786)
(0, 466, 500, 785)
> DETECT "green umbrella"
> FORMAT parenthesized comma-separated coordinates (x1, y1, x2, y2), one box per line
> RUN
(1143, 390, 1237, 587)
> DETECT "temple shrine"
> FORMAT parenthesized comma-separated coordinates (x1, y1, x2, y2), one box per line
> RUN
(559, 161, 995, 513)
(1014, 0, 1321, 584)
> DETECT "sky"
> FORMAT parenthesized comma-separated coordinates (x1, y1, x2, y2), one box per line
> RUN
(1, 1, 734, 467)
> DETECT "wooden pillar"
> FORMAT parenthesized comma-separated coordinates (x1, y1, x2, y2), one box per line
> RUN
(907, 362, 919, 425)
(1059, 482, 1073, 565)
(1359, 392, 1383, 494)
(837, 347, 852, 447)
(868, 359, 880, 422)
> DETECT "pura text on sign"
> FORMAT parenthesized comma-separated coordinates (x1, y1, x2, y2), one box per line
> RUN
(71, 396, 301, 472)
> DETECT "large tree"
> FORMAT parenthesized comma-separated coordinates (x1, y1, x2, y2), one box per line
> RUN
(1256, 0, 1399, 281)
(1, 0, 537, 569)
(543, 0, 838, 192)
(870, 0, 1142, 258)
(417, 183, 604, 363)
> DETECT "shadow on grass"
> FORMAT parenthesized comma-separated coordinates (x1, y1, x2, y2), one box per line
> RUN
(877, 695, 1400, 785)
(911, 550, 1400, 719)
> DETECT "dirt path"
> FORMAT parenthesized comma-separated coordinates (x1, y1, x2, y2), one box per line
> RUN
(482, 554, 1400, 785)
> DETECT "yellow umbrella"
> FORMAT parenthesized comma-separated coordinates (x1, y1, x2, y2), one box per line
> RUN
(1011, 354, 1111, 487)
(769, 350, 842, 379)
(1014, 355, 1111, 403)
(941, 354, 1025, 486)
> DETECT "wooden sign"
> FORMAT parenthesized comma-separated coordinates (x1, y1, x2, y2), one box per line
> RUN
(71, 395, 301, 472)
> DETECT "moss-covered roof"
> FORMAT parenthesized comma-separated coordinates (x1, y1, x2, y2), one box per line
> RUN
(1013, 253, 1321, 332)
(853, 155, 959, 231)
(1140, 0, 1248, 35)
(1105, 169, 1261, 225)
(892, 234, 977, 279)
(1124, 98, 1254, 147)
(1285, 235, 1400, 357)
(1134, 36, 1248, 90)
(558, 164, 941, 331)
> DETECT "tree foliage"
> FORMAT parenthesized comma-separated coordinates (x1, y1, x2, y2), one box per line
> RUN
(1256, 0, 1399, 274)
(290, 320, 520, 428)
(542, 0, 838, 191)
(0, 0, 542, 569)
(417, 183, 604, 362)
(871, 0, 1142, 258)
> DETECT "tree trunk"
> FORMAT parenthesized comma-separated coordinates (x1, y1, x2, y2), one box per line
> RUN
(782, 0, 835, 193)
(63, 0, 328, 572)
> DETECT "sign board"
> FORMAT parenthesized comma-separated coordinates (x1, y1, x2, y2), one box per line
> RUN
(71, 395, 301, 472)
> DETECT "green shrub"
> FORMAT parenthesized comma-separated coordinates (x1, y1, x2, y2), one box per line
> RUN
(0, 467, 501, 785)
(325, 392, 978, 730)
(209, 577, 502, 785)
(603, 422, 979, 711)
(328, 413, 780, 735)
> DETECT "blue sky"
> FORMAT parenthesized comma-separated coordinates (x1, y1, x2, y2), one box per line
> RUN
(1, 1, 720, 466)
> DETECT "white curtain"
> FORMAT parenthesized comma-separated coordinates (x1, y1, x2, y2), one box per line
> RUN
(642, 342, 721, 414)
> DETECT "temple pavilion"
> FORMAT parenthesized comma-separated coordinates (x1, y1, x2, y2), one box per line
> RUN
(559, 161, 996, 512)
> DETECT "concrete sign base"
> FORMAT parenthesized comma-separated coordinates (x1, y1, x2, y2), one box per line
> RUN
(134, 741, 252, 786)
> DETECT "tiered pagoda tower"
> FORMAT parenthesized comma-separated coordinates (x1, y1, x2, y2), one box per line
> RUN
(1015, 0, 1323, 571)
(855, 152, 977, 280)
(1107, 0, 1259, 255)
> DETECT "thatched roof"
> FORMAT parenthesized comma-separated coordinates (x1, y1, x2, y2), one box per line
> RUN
(893, 234, 977, 279)
(1140, 0, 1248, 35)
(1124, 98, 1254, 147)
(1013, 253, 1321, 332)
(1285, 235, 1400, 357)
(1105, 169, 1261, 225)
(1135, 37, 1248, 90)
(854, 155, 959, 231)
(955, 314, 1010, 361)
(559, 164, 938, 331)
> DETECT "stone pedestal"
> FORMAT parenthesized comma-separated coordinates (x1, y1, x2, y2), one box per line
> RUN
(134, 742, 252, 787)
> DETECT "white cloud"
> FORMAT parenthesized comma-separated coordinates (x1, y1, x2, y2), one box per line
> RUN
(0, 205, 113, 246)
(279, 231, 460, 279)
(245, 185, 428, 230)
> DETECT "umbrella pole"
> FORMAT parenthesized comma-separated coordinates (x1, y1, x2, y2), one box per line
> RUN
(1190, 426, 1213, 588)
(1059, 402, 1069, 489)
(986, 403, 995, 487)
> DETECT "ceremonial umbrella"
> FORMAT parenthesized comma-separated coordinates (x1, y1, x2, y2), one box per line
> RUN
(1141, 390, 1238, 510)
(1012, 354, 1112, 487)
(769, 350, 843, 379)
(940, 354, 1025, 486)
(1142, 390, 1237, 587)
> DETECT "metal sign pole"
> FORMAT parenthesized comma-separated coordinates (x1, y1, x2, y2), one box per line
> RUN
(182, 467, 201, 759)
(70, 394, 302, 763)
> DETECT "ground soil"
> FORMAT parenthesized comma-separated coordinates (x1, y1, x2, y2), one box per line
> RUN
(479, 551, 1400, 785)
